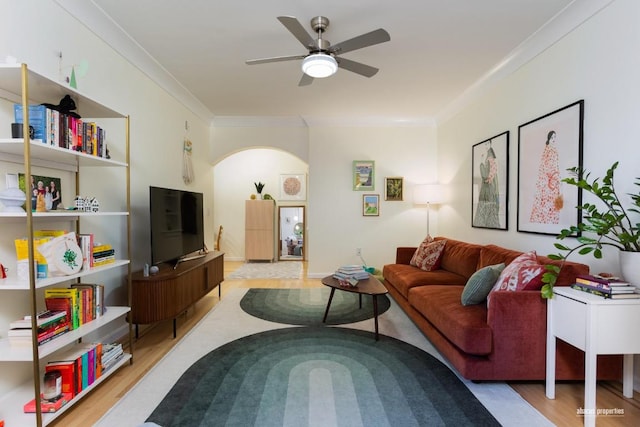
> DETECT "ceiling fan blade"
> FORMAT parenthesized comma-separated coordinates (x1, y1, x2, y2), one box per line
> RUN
(298, 74, 314, 87)
(336, 57, 379, 78)
(329, 28, 390, 55)
(277, 16, 315, 49)
(246, 54, 305, 65)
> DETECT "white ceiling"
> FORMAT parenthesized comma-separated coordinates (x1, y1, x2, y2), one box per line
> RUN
(66, 0, 603, 122)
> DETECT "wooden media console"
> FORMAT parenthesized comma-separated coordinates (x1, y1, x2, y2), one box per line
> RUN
(131, 251, 224, 338)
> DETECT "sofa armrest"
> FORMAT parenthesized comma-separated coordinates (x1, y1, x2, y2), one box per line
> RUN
(396, 247, 417, 265)
(487, 290, 547, 359)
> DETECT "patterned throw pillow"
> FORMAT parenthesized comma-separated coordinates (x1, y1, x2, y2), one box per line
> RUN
(410, 236, 446, 272)
(461, 263, 506, 306)
(490, 251, 545, 295)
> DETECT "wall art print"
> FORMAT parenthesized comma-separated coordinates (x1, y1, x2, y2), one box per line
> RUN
(362, 194, 380, 216)
(353, 160, 375, 191)
(472, 131, 509, 230)
(384, 177, 403, 201)
(517, 100, 584, 235)
(279, 174, 306, 201)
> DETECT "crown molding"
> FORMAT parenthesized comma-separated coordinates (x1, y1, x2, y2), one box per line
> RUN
(435, 0, 615, 124)
(55, 0, 213, 122)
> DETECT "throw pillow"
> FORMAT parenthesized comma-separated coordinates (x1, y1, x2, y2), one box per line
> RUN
(461, 263, 506, 306)
(490, 251, 545, 295)
(409, 235, 434, 267)
(410, 236, 446, 272)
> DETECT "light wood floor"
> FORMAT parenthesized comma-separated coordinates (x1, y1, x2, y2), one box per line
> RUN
(50, 261, 640, 427)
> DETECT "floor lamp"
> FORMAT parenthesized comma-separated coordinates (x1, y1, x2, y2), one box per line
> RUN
(413, 184, 443, 236)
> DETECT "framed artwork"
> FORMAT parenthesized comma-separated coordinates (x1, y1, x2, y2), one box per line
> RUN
(384, 177, 404, 201)
(517, 100, 584, 235)
(362, 194, 380, 216)
(279, 173, 306, 201)
(353, 160, 375, 191)
(18, 173, 62, 212)
(471, 131, 509, 230)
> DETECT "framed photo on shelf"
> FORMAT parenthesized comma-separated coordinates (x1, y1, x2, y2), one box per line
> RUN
(279, 173, 306, 201)
(362, 194, 380, 216)
(517, 100, 584, 235)
(18, 173, 62, 212)
(353, 160, 375, 191)
(471, 131, 509, 230)
(384, 177, 404, 201)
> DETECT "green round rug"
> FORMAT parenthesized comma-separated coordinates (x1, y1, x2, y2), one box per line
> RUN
(239, 288, 391, 325)
(146, 326, 499, 426)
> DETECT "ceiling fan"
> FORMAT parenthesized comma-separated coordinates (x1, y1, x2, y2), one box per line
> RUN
(246, 16, 390, 86)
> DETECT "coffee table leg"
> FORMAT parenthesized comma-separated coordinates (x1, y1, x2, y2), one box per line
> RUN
(373, 295, 379, 340)
(323, 288, 336, 323)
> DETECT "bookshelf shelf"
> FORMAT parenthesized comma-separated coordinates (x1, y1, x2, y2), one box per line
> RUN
(0, 63, 133, 426)
(0, 306, 130, 362)
(0, 352, 131, 426)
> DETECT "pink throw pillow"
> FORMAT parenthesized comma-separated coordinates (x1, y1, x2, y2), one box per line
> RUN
(410, 236, 446, 272)
(491, 250, 545, 293)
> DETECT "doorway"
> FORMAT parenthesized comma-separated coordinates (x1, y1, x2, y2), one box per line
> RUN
(278, 206, 305, 261)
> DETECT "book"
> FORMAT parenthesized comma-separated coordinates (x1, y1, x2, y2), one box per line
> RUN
(8, 320, 70, 345)
(576, 274, 630, 288)
(14, 104, 47, 141)
(46, 360, 77, 397)
(23, 392, 73, 413)
(9, 310, 67, 329)
(571, 283, 640, 299)
(77, 233, 94, 269)
(44, 288, 80, 329)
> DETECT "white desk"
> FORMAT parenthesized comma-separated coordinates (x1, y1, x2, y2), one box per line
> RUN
(546, 287, 640, 427)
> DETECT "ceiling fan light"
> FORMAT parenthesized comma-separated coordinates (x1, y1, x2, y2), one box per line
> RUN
(302, 54, 338, 78)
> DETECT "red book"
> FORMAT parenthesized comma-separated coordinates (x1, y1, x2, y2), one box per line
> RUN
(46, 361, 77, 397)
(23, 392, 72, 413)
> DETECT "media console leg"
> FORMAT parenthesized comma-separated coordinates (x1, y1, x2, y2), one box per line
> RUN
(173, 318, 177, 339)
(135, 324, 139, 339)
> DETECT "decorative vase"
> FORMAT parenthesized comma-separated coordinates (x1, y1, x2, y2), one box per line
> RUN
(619, 251, 640, 286)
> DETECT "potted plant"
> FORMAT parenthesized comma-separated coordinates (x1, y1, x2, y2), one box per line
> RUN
(541, 162, 640, 299)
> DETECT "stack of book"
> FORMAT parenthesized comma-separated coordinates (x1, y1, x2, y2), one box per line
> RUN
(93, 243, 115, 267)
(571, 274, 640, 299)
(333, 265, 370, 287)
(7, 310, 70, 346)
(101, 342, 125, 373)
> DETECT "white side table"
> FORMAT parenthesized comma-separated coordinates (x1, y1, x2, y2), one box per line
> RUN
(546, 287, 640, 427)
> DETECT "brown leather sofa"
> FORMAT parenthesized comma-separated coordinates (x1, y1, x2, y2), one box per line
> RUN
(383, 237, 622, 381)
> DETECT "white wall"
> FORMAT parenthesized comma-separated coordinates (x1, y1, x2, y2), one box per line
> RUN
(308, 124, 438, 277)
(438, 0, 639, 277)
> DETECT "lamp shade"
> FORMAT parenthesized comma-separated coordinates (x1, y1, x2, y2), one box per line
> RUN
(413, 184, 443, 205)
(302, 54, 338, 78)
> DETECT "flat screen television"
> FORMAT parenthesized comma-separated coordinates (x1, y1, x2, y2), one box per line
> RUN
(149, 186, 205, 267)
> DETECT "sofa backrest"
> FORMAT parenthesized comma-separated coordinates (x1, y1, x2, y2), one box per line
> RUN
(480, 244, 589, 286)
(434, 237, 482, 280)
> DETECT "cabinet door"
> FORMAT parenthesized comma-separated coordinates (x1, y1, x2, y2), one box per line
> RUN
(245, 200, 274, 230)
(246, 230, 274, 260)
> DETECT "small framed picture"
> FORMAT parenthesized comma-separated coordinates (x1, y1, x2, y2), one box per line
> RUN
(279, 173, 306, 201)
(472, 131, 509, 230)
(384, 177, 403, 201)
(362, 194, 380, 216)
(353, 160, 375, 191)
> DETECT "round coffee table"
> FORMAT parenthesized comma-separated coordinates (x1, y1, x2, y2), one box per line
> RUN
(321, 274, 388, 340)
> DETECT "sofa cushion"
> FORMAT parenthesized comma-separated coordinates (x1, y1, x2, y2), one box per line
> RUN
(461, 263, 505, 306)
(383, 264, 467, 298)
(410, 236, 446, 271)
(408, 285, 492, 355)
(491, 251, 545, 294)
(436, 238, 483, 280)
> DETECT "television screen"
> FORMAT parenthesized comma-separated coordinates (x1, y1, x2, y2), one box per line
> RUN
(149, 186, 205, 266)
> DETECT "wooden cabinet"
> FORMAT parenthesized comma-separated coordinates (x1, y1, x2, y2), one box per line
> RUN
(245, 200, 275, 261)
(0, 64, 132, 426)
(131, 252, 224, 337)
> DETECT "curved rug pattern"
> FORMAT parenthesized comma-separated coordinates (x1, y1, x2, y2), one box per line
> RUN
(146, 326, 500, 427)
(240, 288, 391, 325)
